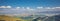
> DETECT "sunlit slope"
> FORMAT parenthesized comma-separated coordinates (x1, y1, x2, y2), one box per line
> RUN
(0, 15, 24, 21)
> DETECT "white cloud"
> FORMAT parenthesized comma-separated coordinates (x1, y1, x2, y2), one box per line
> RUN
(6, 6, 11, 8)
(26, 7, 30, 9)
(0, 6, 6, 8)
(37, 7, 43, 9)
(51, 7, 55, 9)
(0, 6, 11, 8)
(55, 7, 60, 8)
(16, 7, 20, 10)
(45, 7, 51, 9)
(16, 7, 20, 8)
(0, 6, 60, 16)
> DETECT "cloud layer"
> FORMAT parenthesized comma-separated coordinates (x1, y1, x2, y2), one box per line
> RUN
(0, 6, 60, 16)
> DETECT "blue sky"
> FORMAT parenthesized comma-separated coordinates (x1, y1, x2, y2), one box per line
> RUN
(0, 0, 60, 8)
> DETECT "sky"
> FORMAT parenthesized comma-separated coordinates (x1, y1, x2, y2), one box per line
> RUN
(0, 0, 60, 16)
(0, 0, 60, 8)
